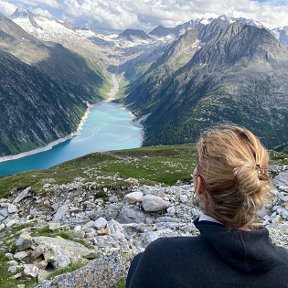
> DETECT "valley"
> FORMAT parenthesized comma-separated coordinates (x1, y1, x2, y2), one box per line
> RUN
(2, 9, 288, 160)
(0, 6, 288, 288)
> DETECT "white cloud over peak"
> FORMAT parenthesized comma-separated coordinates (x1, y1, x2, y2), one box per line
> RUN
(32, 7, 52, 17)
(60, 0, 288, 31)
(0, 1, 17, 15)
(1, 0, 288, 32)
(13, 0, 59, 8)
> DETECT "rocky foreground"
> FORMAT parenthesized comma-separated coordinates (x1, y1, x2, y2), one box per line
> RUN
(0, 166, 288, 287)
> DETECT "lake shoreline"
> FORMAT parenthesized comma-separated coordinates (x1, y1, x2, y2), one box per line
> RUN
(0, 104, 93, 164)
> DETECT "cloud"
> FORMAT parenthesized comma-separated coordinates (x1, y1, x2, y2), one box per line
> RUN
(32, 7, 53, 17)
(62, 0, 140, 31)
(60, 0, 288, 32)
(7, 0, 60, 9)
(2, 0, 288, 32)
(0, 1, 17, 15)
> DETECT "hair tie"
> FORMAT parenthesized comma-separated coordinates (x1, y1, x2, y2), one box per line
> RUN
(256, 164, 268, 180)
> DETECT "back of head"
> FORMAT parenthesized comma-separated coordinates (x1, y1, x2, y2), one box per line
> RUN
(196, 125, 271, 229)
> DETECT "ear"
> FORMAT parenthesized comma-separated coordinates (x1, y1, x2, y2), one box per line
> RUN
(195, 176, 205, 196)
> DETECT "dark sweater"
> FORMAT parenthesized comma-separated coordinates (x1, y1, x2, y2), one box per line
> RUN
(126, 218, 288, 288)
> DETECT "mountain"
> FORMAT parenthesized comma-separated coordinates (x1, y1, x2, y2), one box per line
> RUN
(11, 8, 42, 29)
(11, 8, 109, 70)
(273, 26, 288, 46)
(124, 17, 231, 105)
(148, 15, 267, 40)
(124, 21, 288, 149)
(118, 29, 151, 41)
(0, 13, 106, 156)
(149, 25, 178, 38)
(236, 17, 264, 28)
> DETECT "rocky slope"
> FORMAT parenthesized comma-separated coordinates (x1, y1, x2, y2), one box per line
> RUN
(124, 20, 288, 149)
(0, 168, 287, 287)
(0, 13, 107, 156)
(0, 145, 287, 287)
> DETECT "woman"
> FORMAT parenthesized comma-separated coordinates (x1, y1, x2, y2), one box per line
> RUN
(125, 125, 288, 288)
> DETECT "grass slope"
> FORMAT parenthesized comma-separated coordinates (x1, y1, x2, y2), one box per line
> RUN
(0, 144, 287, 199)
(0, 144, 197, 198)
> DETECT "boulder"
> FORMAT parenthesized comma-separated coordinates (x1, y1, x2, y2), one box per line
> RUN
(104, 204, 122, 220)
(10, 272, 22, 279)
(94, 217, 108, 230)
(116, 205, 145, 224)
(33, 236, 90, 270)
(123, 192, 143, 204)
(7, 204, 17, 214)
(52, 204, 69, 223)
(14, 251, 29, 261)
(167, 206, 176, 215)
(35, 252, 132, 288)
(0, 208, 8, 222)
(8, 266, 18, 273)
(179, 194, 188, 204)
(273, 172, 288, 188)
(13, 187, 31, 204)
(142, 195, 170, 212)
(16, 232, 33, 251)
(0, 223, 5, 231)
(23, 264, 39, 278)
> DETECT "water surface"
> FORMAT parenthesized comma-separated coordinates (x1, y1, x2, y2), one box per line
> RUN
(0, 102, 143, 176)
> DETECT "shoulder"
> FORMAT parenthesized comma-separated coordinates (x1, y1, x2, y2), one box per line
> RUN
(144, 235, 205, 257)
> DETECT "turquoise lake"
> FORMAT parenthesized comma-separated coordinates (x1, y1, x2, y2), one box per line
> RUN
(0, 102, 143, 176)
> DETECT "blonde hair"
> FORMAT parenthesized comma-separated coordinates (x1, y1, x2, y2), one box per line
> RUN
(196, 124, 272, 229)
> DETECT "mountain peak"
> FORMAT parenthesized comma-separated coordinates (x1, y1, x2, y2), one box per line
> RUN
(217, 15, 234, 23)
(11, 8, 42, 30)
(11, 8, 33, 19)
(119, 29, 151, 41)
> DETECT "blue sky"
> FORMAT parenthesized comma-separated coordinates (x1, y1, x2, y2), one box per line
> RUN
(0, 0, 288, 32)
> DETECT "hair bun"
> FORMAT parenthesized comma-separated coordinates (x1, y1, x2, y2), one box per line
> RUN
(233, 161, 261, 196)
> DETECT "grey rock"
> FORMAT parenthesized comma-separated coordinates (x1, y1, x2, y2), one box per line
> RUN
(5, 253, 14, 260)
(10, 272, 22, 279)
(280, 195, 288, 202)
(14, 251, 28, 261)
(35, 252, 132, 288)
(52, 204, 69, 223)
(16, 232, 33, 251)
(257, 207, 271, 218)
(273, 172, 288, 188)
(104, 204, 122, 221)
(109, 196, 118, 203)
(167, 206, 176, 215)
(94, 217, 107, 230)
(116, 205, 145, 224)
(23, 264, 39, 278)
(73, 225, 82, 232)
(0, 208, 8, 222)
(123, 192, 144, 204)
(33, 236, 90, 269)
(142, 195, 170, 212)
(7, 260, 18, 266)
(8, 266, 18, 273)
(7, 204, 17, 214)
(155, 216, 179, 223)
(179, 194, 188, 203)
(13, 187, 31, 204)
(0, 223, 5, 231)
